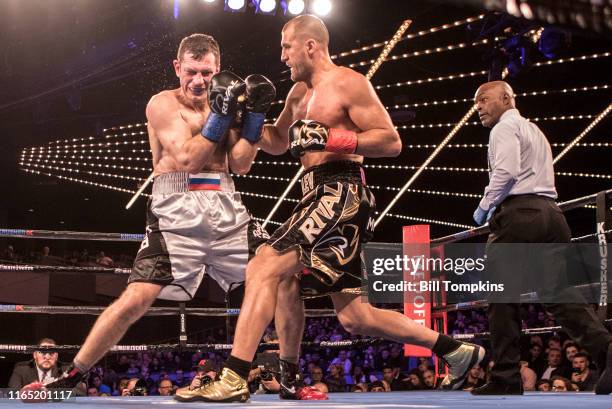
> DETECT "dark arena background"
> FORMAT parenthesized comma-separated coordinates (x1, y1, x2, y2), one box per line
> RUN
(0, 0, 610, 407)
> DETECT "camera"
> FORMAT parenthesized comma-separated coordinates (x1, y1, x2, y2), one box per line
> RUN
(129, 379, 148, 396)
(259, 368, 274, 382)
(200, 374, 214, 385)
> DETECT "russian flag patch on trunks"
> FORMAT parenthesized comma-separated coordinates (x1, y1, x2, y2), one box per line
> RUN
(188, 173, 222, 191)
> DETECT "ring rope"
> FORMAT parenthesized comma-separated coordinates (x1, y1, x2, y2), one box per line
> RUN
(431, 189, 612, 245)
(0, 338, 387, 354)
(0, 304, 348, 317)
(452, 319, 612, 340)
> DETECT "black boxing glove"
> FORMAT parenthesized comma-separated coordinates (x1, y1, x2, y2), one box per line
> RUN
(241, 74, 276, 143)
(288, 119, 357, 158)
(201, 71, 246, 143)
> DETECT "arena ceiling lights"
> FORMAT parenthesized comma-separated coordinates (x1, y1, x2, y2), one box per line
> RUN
(220, 0, 329, 16)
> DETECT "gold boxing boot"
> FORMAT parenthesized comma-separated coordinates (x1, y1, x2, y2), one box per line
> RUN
(174, 368, 249, 403)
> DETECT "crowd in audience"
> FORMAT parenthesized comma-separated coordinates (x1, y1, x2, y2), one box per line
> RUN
(1, 244, 133, 268)
(8, 312, 604, 396)
(3, 244, 606, 395)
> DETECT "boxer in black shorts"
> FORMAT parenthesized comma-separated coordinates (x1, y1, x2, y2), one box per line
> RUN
(186, 15, 484, 404)
(269, 160, 374, 297)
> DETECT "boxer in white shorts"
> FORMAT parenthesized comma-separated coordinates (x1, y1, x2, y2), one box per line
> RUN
(38, 33, 278, 392)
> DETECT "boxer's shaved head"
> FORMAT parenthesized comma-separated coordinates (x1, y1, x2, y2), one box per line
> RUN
(283, 14, 329, 49)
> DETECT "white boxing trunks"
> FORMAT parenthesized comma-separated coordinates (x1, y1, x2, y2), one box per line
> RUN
(128, 171, 269, 301)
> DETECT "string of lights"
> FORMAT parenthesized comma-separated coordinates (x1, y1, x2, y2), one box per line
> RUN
(21, 153, 151, 163)
(330, 15, 485, 60)
(381, 212, 473, 229)
(402, 142, 612, 149)
(104, 130, 148, 139)
(101, 123, 147, 133)
(365, 19, 412, 80)
(20, 168, 146, 196)
(375, 52, 611, 91)
(239, 191, 299, 203)
(21, 157, 151, 172)
(347, 38, 491, 69)
(20, 162, 144, 182)
(233, 174, 292, 182)
(252, 217, 282, 226)
(386, 84, 610, 110)
(368, 185, 481, 198)
(396, 114, 595, 130)
(375, 103, 480, 227)
(553, 103, 612, 164)
(22, 148, 151, 155)
(268, 54, 610, 109)
(42, 140, 149, 150)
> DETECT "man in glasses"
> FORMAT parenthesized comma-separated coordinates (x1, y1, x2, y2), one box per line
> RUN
(8, 338, 63, 388)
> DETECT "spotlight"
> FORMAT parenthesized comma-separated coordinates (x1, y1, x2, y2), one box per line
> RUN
(287, 0, 304, 15)
(225, 0, 246, 12)
(254, 0, 277, 15)
(311, 0, 331, 16)
(202, 0, 216, 3)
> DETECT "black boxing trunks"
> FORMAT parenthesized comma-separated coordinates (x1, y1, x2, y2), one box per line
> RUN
(267, 160, 376, 297)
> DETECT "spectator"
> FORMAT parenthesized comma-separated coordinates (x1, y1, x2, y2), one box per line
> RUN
(374, 349, 391, 370)
(462, 364, 485, 391)
(158, 379, 175, 396)
(546, 336, 562, 353)
(536, 379, 551, 391)
(305, 365, 324, 387)
(563, 342, 578, 366)
(388, 345, 406, 375)
(540, 348, 565, 380)
(351, 383, 367, 392)
(550, 376, 572, 392)
(189, 359, 217, 390)
(325, 364, 346, 393)
(174, 369, 188, 387)
(122, 378, 148, 396)
(87, 387, 99, 397)
(113, 355, 130, 375)
(422, 369, 436, 389)
(9, 338, 64, 388)
(527, 343, 545, 375)
(571, 352, 597, 391)
(330, 350, 352, 385)
(368, 380, 387, 392)
(96, 251, 114, 266)
(404, 369, 424, 390)
(2, 245, 18, 261)
(382, 365, 406, 391)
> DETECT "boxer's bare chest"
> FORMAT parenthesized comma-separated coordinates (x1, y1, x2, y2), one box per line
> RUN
(294, 82, 351, 130)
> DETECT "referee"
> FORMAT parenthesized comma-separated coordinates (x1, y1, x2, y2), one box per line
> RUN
(470, 81, 612, 395)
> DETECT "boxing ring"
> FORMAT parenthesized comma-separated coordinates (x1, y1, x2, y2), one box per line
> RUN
(0, 189, 609, 407)
(3, 9, 611, 407)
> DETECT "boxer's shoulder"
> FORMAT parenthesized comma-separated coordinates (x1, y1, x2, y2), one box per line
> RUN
(287, 82, 308, 101)
(146, 90, 181, 122)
